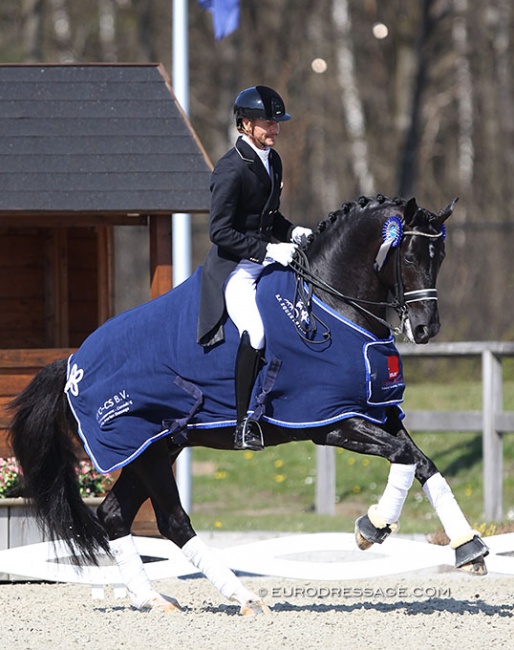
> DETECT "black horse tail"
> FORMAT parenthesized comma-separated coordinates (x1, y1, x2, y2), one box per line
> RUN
(8, 358, 110, 565)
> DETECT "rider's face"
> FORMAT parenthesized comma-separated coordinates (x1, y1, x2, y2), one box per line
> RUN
(242, 118, 280, 149)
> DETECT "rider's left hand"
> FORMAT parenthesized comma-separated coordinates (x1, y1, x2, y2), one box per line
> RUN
(291, 226, 313, 245)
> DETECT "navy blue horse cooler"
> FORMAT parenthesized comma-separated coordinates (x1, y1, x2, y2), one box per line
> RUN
(65, 266, 405, 473)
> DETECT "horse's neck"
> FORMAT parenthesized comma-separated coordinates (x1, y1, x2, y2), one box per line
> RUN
(306, 227, 390, 337)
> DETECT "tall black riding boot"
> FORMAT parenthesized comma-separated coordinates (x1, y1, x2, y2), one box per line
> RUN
(234, 331, 264, 451)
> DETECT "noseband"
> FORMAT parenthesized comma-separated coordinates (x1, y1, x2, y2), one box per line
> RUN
(290, 220, 445, 338)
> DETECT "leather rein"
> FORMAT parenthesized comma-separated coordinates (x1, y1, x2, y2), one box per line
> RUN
(289, 226, 444, 338)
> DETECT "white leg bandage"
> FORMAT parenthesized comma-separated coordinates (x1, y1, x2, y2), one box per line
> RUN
(182, 536, 257, 606)
(110, 535, 159, 609)
(423, 472, 475, 546)
(373, 463, 416, 526)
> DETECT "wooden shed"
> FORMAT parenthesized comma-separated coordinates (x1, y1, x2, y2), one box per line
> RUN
(0, 64, 212, 479)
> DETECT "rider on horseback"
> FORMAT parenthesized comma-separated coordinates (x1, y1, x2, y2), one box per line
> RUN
(197, 86, 312, 451)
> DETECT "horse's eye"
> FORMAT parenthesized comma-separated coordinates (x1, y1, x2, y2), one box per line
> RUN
(404, 254, 416, 266)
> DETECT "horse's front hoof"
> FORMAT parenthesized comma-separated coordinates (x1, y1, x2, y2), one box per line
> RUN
(454, 534, 489, 575)
(240, 599, 271, 616)
(458, 555, 488, 576)
(355, 523, 374, 550)
(354, 511, 395, 551)
(146, 594, 184, 613)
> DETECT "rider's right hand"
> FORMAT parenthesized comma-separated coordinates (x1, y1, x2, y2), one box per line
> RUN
(265, 242, 297, 266)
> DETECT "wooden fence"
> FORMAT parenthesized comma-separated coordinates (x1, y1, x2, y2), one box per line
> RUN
(315, 341, 514, 521)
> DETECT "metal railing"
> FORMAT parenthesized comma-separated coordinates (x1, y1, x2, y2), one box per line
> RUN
(316, 341, 514, 521)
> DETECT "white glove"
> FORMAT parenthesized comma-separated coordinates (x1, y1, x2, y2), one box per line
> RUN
(291, 226, 313, 245)
(265, 242, 297, 266)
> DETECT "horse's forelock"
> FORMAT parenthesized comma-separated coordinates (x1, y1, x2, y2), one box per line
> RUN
(412, 207, 441, 231)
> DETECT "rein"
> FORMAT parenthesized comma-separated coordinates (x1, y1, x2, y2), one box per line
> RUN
(290, 251, 400, 337)
(289, 224, 444, 338)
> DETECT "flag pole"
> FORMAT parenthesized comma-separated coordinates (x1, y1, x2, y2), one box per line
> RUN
(172, 0, 192, 512)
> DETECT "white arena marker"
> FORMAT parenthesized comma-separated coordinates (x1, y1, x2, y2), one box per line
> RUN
(0, 533, 513, 596)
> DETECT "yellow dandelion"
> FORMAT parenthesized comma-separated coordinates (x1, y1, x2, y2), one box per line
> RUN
(243, 451, 254, 460)
(361, 458, 369, 466)
(214, 470, 227, 480)
(464, 485, 472, 497)
(214, 520, 223, 529)
(274, 459, 284, 468)
(347, 457, 356, 466)
(352, 485, 361, 494)
(473, 522, 496, 537)
(274, 474, 286, 483)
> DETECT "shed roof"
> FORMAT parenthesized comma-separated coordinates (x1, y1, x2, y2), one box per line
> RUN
(0, 63, 212, 217)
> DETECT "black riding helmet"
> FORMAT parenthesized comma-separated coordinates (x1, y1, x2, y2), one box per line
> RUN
(233, 86, 291, 129)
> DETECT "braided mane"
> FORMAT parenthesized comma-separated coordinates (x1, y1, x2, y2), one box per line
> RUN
(313, 194, 405, 237)
(311, 193, 439, 241)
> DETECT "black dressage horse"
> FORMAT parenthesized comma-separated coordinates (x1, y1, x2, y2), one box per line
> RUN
(8, 194, 488, 615)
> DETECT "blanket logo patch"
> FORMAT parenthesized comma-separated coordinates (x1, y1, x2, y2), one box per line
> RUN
(274, 293, 311, 330)
(64, 363, 84, 397)
(365, 343, 405, 406)
(387, 355, 401, 380)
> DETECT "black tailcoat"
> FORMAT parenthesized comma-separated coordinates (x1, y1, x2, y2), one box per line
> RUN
(197, 137, 294, 346)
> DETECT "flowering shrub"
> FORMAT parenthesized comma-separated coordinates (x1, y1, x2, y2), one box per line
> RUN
(0, 457, 22, 498)
(0, 457, 113, 499)
(76, 460, 114, 497)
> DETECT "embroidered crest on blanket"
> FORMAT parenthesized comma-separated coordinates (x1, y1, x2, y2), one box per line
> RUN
(66, 267, 404, 473)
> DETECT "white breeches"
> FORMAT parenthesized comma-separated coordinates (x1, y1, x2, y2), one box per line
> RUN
(224, 259, 270, 350)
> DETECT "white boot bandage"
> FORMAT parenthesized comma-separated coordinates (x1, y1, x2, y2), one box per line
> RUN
(110, 534, 159, 609)
(423, 472, 473, 543)
(182, 536, 257, 606)
(375, 463, 416, 525)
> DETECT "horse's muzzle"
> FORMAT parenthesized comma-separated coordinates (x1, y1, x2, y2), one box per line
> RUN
(413, 321, 440, 344)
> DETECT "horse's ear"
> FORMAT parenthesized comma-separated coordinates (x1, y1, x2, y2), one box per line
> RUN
(435, 197, 458, 225)
(403, 197, 419, 225)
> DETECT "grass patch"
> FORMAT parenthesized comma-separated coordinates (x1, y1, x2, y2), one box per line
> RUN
(189, 380, 514, 535)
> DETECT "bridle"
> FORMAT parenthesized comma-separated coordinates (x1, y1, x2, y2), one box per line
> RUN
(289, 219, 445, 339)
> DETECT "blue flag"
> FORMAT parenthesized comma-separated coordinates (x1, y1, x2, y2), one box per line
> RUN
(199, 0, 239, 40)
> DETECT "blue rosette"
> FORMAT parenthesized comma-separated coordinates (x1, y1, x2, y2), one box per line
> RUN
(374, 215, 403, 271)
(382, 216, 403, 247)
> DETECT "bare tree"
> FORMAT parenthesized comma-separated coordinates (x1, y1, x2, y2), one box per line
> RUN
(452, 0, 473, 221)
(22, 0, 43, 62)
(398, 0, 435, 196)
(98, 0, 117, 62)
(332, 0, 375, 195)
(48, 0, 74, 62)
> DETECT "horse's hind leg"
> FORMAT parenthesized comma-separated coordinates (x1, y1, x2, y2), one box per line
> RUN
(97, 465, 149, 540)
(152, 500, 269, 616)
(96, 463, 182, 611)
(126, 440, 269, 615)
